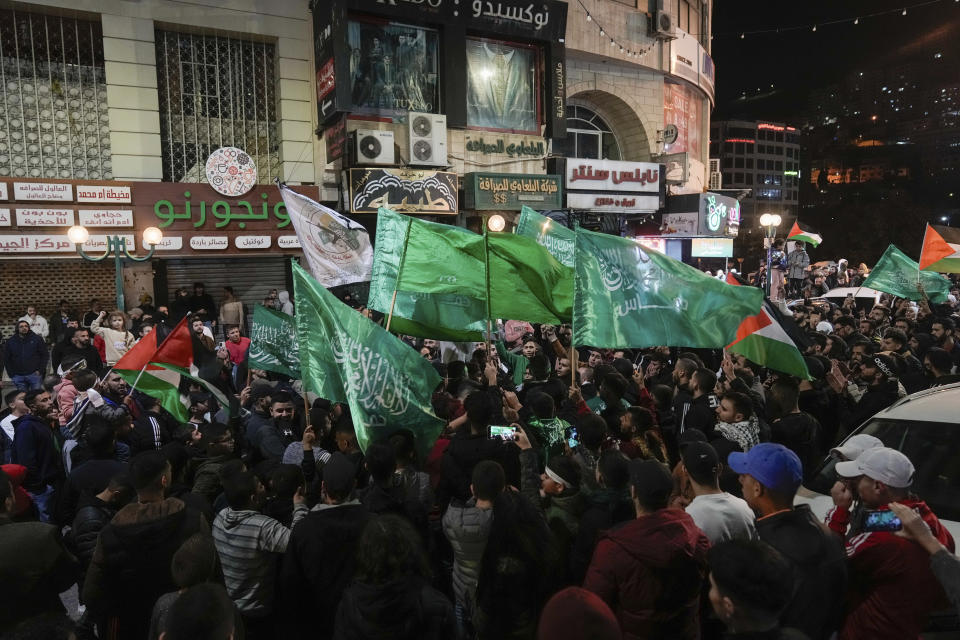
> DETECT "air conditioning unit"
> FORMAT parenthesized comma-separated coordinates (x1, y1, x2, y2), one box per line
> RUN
(408, 112, 447, 166)
(353, 129, 395, 165)
(709, 172, 722, 190)
(709, 158, 720, 174)
(651, 9, 676, 39)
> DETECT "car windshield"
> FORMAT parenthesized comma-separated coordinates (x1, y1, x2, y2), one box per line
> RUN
(806, 418, 960, 522)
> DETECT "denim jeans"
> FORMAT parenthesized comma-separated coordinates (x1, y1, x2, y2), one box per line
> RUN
(12, 373, 42, 392)
(27, 484, 56, 523)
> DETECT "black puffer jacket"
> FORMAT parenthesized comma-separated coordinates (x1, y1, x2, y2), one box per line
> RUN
(70, 494, 117, 567)
(438, 432, 519, 507)
(333, 576, 456, 640)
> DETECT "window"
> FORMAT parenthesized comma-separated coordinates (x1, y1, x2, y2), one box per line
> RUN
(347, 20, 439, 114)
(565, 105, 621, 160)
(734, 157, 744, 168)
(775, 161, 783, 171)
(724, 142, 733, 153)
(776, 146, 783, 155)
(735, 143, 745, 155)
(734, 172, 744, 183)
(0, 9, 111, 179)
(722, 157, 733, 169)
(156, 30, 279, 183)
(466, 38, 539, 134)
(807, 419, 960, 521)
(745, 174, 753, 185)
(746, 158, 754, 169)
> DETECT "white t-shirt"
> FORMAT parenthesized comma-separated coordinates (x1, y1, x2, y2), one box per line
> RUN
(685, 492, 757, 545)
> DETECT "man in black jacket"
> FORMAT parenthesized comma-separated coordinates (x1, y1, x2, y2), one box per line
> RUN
(281, 452, 373, 640)
(729, 443, 847, 640)
(53, 327, 104, 377)
(829, 353, 901, 435)
(82, 451, 208, 639)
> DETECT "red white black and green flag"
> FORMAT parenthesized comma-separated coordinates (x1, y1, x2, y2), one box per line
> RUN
(725, 273, 811, 380)
(919, 223, 960, 273)
(787, 221, 822, 247)
(113, 317, 229, 421)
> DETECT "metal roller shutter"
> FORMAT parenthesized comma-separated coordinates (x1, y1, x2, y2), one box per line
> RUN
(162, 257, 289, 330)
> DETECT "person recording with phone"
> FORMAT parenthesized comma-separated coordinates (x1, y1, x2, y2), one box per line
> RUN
(831, 446, 955, 640)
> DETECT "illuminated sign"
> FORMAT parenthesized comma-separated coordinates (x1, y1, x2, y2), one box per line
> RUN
(699, 193, 741, 237)
(634, 236, 666, 253)
(784, 170, 799, 177)
(691, 237, 733, 258)
(725, 138, 755, 144)
(757, 123, 785, 132)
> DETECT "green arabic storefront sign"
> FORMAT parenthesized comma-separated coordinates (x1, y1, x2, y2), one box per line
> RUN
(463, 172, 562, 211)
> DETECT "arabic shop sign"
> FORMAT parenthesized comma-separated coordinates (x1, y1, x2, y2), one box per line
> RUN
(464, 135, 546, 158)
(0, 179, 322, 257)
(698, 192, 741, 237)
(0, 234, 134, 254)
(348, 168, 458, 215)
(565, 159, 661, 193)
(567, 193, 660, 213)
(463, 172, 561, 210)
(691, 237, 733, 258)
(152, 190, 291, 229)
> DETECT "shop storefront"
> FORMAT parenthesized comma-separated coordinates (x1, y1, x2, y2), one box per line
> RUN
(0, 177, 318, 318)
(660, 191, 741, 266)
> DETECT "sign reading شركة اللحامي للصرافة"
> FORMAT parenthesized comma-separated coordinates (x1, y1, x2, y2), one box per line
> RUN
(463, 173, 562, 211)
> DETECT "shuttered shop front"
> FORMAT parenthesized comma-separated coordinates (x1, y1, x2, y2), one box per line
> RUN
(162, 257, 289, 328)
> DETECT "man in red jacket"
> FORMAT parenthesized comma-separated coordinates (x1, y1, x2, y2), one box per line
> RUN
(834, 446, 955, 640)
(584, 458, 710, 640)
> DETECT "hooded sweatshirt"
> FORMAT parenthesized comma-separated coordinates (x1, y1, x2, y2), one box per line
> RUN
(82, 498, 207, 640)
(333, 576, 457, 640)
(213, 504, 308, 616)
(583, 508, 710, 640)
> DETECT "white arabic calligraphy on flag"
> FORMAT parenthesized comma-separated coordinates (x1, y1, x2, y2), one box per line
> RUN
(278, 182, 373, 288)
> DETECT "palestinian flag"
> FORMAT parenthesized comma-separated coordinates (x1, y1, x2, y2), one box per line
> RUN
(920, 224, 960, 273)
(725, 273, 811, 380)
(787, 221, 822, 247)
(114, 318, 230, 422)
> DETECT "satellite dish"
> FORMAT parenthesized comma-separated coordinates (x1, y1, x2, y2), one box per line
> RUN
(663, 124, 679, 145)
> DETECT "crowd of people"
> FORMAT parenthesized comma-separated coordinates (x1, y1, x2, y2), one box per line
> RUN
(1, 272, 960, 640)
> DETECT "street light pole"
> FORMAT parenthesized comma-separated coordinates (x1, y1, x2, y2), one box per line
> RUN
(759, 213, 782, 297)
(68, 226, 163, 310)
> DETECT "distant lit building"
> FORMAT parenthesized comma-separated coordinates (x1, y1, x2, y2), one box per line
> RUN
(709, 119, 801, 225)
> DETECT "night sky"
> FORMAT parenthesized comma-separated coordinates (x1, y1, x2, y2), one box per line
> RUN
(711, 0, 960, 120)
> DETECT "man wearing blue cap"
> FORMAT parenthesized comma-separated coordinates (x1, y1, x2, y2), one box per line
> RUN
(729, 443, 847, 640)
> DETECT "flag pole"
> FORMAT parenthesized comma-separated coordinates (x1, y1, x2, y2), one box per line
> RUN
(482, 223, 494, 354)
(385, 216, 413, 333)
(124, 363, 149, 398)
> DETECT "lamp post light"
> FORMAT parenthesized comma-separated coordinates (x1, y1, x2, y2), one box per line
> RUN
(68, 225, 163, 311)
(759, 213, 781, 297)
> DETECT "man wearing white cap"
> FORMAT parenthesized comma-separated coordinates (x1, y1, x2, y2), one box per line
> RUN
(833, 447, 955, 640)
(825, 434, 883, 537)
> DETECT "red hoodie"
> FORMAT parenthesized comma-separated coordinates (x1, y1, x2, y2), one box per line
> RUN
(840, 499, 955, 640)
(583, 508, 710, 640)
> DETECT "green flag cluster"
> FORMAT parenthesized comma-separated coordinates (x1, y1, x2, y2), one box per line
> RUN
(863, 245, 951, 303)
(248, 305, 301, 378)
(293, 261, 445, 455)
(574, 228, 763, 348)
(369, 207, 572, 341)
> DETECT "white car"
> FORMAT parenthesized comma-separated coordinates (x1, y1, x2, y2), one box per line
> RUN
(796, 382, 960, 542)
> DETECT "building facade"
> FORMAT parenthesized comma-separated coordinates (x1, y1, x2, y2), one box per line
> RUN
(0, 0, 716, 332)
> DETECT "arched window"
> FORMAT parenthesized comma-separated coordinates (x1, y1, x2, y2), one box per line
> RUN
(565, 105, 621, 160)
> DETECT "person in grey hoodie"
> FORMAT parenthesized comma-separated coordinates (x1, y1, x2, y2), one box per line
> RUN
(212, 468, 307, 639)
(442, 459, 503, 635)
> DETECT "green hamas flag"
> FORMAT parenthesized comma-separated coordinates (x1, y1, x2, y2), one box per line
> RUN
(515, 205, 575, 267)
(574, 227, 763, 348)
(368, 207, 572, 340)
(248, 305, 300, 377)
(369, 207, 488, 341)
(293, 261, 445, 455)
(863, 244, 950, 303)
